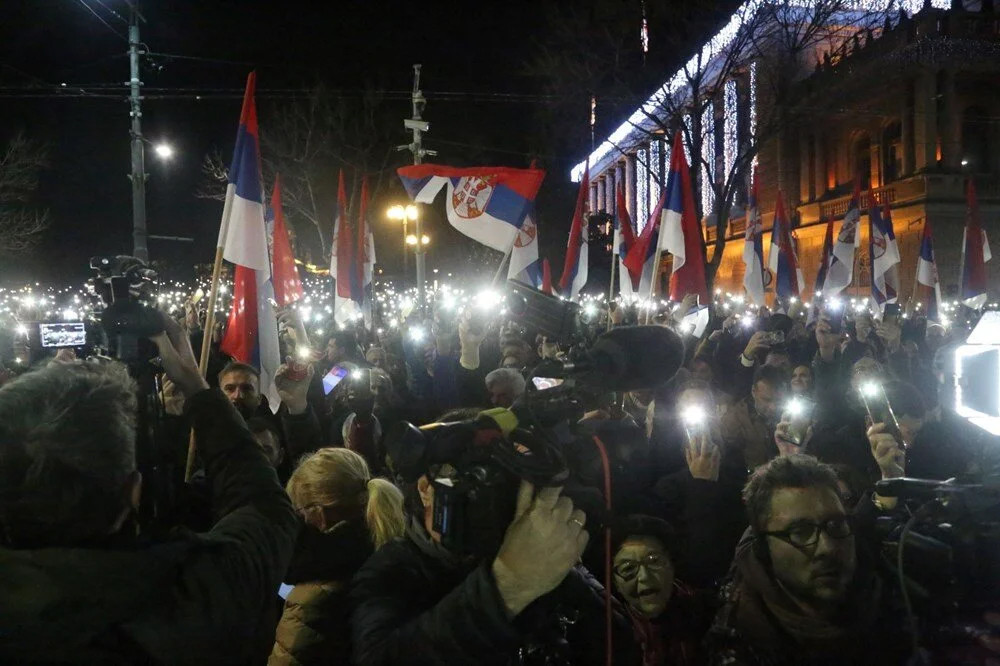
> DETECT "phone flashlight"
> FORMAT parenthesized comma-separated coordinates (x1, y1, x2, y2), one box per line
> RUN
(860, 381, 879, 399)
(296, 346, 313, 361)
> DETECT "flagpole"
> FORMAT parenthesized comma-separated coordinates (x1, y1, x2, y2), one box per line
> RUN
(646, 252, 661, 324)
(492, 235, 517, 286)
(957, 227, 967, 307)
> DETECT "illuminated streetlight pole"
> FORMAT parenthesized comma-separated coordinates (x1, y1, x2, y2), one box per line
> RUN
(387, 204, 418, 287)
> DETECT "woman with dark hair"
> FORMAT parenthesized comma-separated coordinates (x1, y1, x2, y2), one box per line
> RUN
(611, 515, 713, 666)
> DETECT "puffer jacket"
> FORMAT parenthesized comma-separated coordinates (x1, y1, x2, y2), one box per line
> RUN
(270, 521, 373, 665)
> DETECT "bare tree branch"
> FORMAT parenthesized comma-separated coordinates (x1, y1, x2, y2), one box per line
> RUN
(0, 132, 50, 255)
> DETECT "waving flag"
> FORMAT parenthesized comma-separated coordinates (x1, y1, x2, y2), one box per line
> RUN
(398, 164, 545, 251)
(656, 131, 708, 302)
(218, 72, 280, 412)
(559, 161, 589, 299)
(508, 206, 543, 288)
(915, 219, 942, 320)
(825, 179, 861, 296)
(268, 175, 303, 307)
(869, 203, 900, 313)
(961, 179, 992, 309)
(331, 170, 360, 322)
(767, 191, 803, 305)
(357, 176, 377, 327)
(742, 168, 765, 305)
(814, 217, 834, 295)
(624, 186, 666, 297)
(614, 182, 638, 297)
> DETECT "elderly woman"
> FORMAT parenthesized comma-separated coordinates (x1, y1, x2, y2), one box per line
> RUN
(269, 448, 405, 665)
(612, 515, 712, 666)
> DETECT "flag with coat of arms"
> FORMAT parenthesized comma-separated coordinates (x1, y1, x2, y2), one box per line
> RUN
(915, 219, 942, 320)
(742, 168, 765, 306)
(766, 191, 803, 306)
(825, 179, 862, 296)
(869, 202, 900, 313)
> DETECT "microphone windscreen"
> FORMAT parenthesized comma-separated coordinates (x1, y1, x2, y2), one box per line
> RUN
(582, 326, 684, 391)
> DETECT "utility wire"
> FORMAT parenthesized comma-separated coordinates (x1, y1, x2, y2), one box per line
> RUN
(72, 0, 128, 41)
(91, 0, 128, 23)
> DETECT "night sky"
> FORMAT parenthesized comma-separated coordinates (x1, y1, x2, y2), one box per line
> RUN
(0, 1, 719, 285)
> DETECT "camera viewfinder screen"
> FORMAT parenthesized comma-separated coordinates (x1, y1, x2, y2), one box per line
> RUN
(39, 323, 87, 348)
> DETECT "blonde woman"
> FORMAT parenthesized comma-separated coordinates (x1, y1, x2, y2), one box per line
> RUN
(270, 448, 405, 666)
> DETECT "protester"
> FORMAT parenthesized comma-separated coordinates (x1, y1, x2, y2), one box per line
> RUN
(707, 454, 909, 664)
(720, 364, 788, 470)
(484, 367, 526, 408)
(270, 447, 405, 665)
(612, 515, 712, 666)
(0, 314, 297, 662)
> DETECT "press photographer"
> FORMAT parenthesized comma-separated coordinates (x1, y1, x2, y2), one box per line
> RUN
(0, 313, 297, 662)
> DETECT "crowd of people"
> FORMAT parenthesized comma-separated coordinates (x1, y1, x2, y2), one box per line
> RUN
(0, 287, 998, 665)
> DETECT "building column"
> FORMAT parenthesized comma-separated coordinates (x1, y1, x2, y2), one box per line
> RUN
(941, 68, 961, 171)
(913, 69, 938, 172)
(595, 178, 605, 213)
(870, 141, 882, 189)
(800, 130, 814, 203)
(900, 83, 915, 176)
(814, 134, 827, 198)
(605, 169, 616, 218)
(625, 155, 636, 220)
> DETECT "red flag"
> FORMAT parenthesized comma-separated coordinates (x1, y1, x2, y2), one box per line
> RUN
(662, 131, 708, 302)
(559, 161, 589, 298)
(354, 175, 369, 304)
(962, 179, 990, 306)
(269, 175, 303, 307)
(221, 264, 259, 364)
(542, 258, 553, 295)
(334, 172, 356, 300)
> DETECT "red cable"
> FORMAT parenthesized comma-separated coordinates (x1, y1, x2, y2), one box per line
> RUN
(592, 435, 614, 666)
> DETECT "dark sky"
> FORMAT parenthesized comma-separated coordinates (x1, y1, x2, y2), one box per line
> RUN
(0, 1, 711, 285)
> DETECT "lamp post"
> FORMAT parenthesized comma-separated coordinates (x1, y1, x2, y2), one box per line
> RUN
(387, 204, 419, 287)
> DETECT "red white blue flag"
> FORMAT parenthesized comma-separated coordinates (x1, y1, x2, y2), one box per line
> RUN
(655, 131, 708, 302)
(915, 219, 942, 320)
(397, 164, 545, 252)
(508, 206, 542, 288)
(614, 182, 638, 297)
(766, 191, 803, 306)
(218, 73, 280, 412)
(268, 175, 303, 308)
(869, 202, 900, 313)
(962, 179, 992, 309)
(825, 179, 861, 296)
(331, 170, 362, 323)
(814, 217, 834, 296)
(742, 168, 765, 306)
(559, 161, 589, 300)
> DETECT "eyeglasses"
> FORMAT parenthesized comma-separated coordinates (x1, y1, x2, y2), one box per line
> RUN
(760, 516, 853, 549)
(613, 552, 670, 581)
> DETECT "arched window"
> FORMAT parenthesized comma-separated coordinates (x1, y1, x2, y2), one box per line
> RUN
(854, 134, 872, 188)
(962, 105, 990, 173)
(882, 122, 902, 183)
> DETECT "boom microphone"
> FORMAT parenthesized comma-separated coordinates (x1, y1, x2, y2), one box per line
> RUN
(539, 325, 684, 391)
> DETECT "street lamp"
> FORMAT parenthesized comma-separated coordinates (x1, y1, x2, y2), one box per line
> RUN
(405, 234, 430, 246)
(153, 142, 174, 159)
(387, 204, 420, 290)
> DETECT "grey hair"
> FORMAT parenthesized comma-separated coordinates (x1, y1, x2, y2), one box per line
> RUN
(0, 360, 138, 547)
(485, 368, 526, 397)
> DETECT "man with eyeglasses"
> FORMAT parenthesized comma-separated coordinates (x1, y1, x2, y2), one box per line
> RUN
(707, 454, 908, 665)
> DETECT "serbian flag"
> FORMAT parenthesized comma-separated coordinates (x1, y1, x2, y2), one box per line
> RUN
(766, 191, 803, 305)
(814, 217, 834, 295)
(825, 179, 861, 296)
(218, 72, 280, 413)
(742, 168, 766, 305)
(541, 258, 553, 295)
(915, 219, 942, 320)
(330, 170, 361, 322)
(398, 164, 545, 252)
(869, 203, 900, 313)
(613, 182, 638, 297)
(268, 175, 303, 307)
(624, 186, 667, 297)
(508, 206, 543, 288)
(356, 175, 377, 327)
(656, 131, 708, 302)
(961, 179, 992, 309)
(559, 161, 589, 299)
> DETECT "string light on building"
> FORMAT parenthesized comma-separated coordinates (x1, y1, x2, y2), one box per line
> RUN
(724, 78, 739, 183)
(701, 103, 715, 216)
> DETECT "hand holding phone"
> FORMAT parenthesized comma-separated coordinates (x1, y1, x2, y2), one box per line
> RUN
(858, 381, 906, 448)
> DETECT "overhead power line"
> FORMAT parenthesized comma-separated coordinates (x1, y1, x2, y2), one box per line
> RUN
(72, 0, 128, 41)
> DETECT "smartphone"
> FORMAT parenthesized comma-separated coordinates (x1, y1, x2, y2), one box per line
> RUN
(39, 322, 87, 348)
(779, 397, 814, 446)
(322, 365, 349, 395)
(763, 330, 785, 345)
(192, 288, 205, 305)
(883, 303, 901, 325)
(823, 312, 844, 334)
(858, 382, 906, 448)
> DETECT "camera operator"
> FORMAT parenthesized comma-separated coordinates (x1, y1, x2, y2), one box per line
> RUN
(707, 454, 910, 665)
(0, 314, 297, 662)
(350, 468, 631, 665)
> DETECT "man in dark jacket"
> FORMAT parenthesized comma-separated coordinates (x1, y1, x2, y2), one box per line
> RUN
(0, 315, 298, 663)
(706, 454, 909, 665)
(350, 470, 632, 665)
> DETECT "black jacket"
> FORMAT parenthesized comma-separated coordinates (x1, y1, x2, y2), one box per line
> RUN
(0, 388, 298, 664)
(350, 519, 634, 666)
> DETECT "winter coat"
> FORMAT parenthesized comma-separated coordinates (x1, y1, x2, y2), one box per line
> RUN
(350, 517, 636, 666)
(0, 388, 298, 664)
(720, 397, 776, 471)
(269, 521, 373, 665)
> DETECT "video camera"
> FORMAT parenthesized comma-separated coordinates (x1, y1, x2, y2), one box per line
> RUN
(88, 255, 163, 364)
